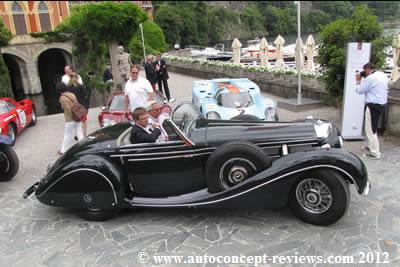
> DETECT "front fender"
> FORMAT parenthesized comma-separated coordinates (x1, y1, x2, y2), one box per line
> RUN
(251, 148, 368, 194)
(35, 154, 126, 209)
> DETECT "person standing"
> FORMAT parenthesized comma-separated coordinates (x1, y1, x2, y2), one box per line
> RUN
(57, 82, 83, 155)
(124, 64, 155, 114)
(154, 53, 174, 102)
(103, 65, 114, 95)
(62, 66, 89, 137)
(356, 62, 389, 160)
(62, 65, 83, 85)
(144, 55, 157, 91)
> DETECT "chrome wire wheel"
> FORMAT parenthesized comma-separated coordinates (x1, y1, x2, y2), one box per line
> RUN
(219, 157, 256, 188)
(296, 178, 333, 214)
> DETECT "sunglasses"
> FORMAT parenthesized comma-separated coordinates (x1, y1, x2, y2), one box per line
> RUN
(131, 71, 139, 74)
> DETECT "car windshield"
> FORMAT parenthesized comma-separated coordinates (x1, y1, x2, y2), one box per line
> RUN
(109, 95, 125, 111)
(171, 102, 202, 134)
(0, 101, 9, 114)
(217, 92, 253, 108)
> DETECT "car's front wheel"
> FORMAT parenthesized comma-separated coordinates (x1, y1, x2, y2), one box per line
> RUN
(0, 144, 19, 181)
(29, 108, 37, 126)
(206, 141, 271, 193)
(289, 169, 350, 226)
(76, 208, 120, 221)
(7, 125, 16, 146)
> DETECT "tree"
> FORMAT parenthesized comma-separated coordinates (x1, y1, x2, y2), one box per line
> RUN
(154, 3, 184, 46)
(129, 20, 168, 63)
(0, 20, 12, 98)
(318, 5, 385, 105)
(56, 2, 147, 93)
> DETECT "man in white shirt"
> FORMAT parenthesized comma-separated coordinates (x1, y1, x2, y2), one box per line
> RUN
(124, 64, 155, 114)
(62, 65, 83, 85)
(356, 62, 389, 160)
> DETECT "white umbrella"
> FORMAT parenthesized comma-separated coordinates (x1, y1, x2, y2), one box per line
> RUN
(295, 37, 304, 72)
(259, 37, 269, 67)
(305, 35, 315, 71)
(232, 38, 242, 64)
(274, 35, 286, 69)
(391, 33, 400, 82)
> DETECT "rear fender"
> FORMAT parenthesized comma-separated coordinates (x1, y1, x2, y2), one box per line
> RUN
(35, 154, 126, 209)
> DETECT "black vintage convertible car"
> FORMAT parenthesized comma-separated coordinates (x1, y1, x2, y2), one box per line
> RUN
(23, 103, 369, 225)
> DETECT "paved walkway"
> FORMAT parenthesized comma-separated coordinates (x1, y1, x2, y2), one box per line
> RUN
(1, 72, 400, 266)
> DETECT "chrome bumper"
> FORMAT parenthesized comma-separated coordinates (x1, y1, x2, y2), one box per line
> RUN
(362, 180, 371, 195)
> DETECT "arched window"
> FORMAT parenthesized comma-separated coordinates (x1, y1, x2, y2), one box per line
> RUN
(12, 2, 27, 35)
(38, 2, 51, 32)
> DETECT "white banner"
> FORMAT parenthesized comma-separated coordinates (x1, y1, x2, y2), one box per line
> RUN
(341, 42, 371, 139)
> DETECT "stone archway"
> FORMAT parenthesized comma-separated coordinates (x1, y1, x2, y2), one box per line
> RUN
(2, 53, 28, 101)
(37, 48, 72, 114)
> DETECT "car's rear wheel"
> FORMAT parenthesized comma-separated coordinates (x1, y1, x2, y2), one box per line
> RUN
(7, 125, 16, 146)
(76, 208, 120, 221)
(288, 169, 350, 226)
(29, 108, 37, 126)
(205, 141, 271, 193)
(0, 145, 19, 181)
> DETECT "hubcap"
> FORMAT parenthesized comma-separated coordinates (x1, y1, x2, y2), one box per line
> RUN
(220, 158, 256, 188)
(0, 151, 10, 173)
(296, 178, 332, 214)
(228, 166, 248, 184)
(32, 111, 36, 122)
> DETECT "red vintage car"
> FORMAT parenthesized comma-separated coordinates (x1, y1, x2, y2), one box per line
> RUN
(98, 93, 171, 128)
(0, 98, 37, 145)
(98, 93, 129, 128)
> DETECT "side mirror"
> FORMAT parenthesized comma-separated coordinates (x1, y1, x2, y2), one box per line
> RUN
(100, 106, 106, 111)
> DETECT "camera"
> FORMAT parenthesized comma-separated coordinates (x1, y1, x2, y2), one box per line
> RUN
(360, 71, 367, 78)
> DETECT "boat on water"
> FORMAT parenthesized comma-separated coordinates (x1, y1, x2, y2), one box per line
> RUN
(189, 44, 233, 60)
(241, 38, 276, 58)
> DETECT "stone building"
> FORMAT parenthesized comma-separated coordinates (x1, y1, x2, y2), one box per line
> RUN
(0, 1, 153, 115)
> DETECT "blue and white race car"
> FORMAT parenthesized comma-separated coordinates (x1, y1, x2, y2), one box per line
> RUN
(192, 78, 278, 121)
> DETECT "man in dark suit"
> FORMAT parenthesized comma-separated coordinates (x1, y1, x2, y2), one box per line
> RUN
(144, 55, 157, 91)
(154, 53, 174, 102)
(130, 107, 161, 144)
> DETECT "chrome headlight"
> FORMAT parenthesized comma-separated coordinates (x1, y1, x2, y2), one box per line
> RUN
(206, 112, 221, 120)
(265, 107, 277, 121)
(103, 119, 117, 127)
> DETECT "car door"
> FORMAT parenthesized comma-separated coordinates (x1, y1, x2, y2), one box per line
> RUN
(118, 140, 210, 197)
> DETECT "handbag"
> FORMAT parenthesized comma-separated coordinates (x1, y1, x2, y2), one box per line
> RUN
(63, 94, 88, 122)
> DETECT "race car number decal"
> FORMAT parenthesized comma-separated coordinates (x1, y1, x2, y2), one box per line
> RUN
(17, 109, 27, 128)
